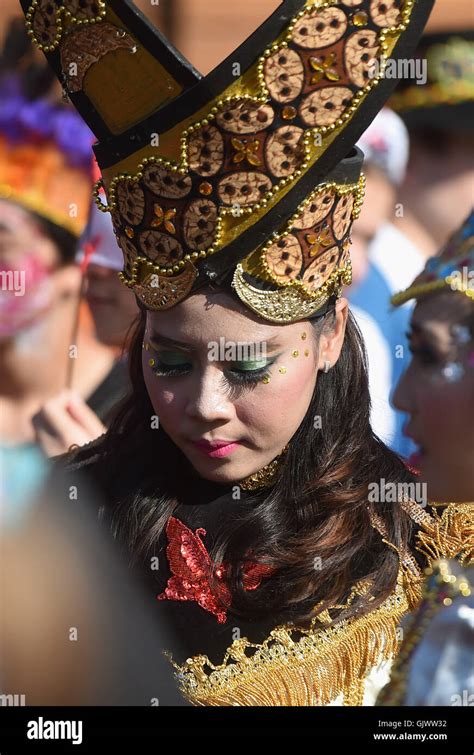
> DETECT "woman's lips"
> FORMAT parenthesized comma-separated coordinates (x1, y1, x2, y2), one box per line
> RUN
(407, 450, 424, 469)
(192, 439, 242, 458)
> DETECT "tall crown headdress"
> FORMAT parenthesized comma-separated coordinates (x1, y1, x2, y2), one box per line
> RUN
(21, 0, 433, 322)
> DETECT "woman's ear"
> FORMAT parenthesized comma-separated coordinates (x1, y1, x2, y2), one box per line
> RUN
(317, 297, 349, 371)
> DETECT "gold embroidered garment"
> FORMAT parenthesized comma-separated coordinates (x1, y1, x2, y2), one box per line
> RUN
(165, 502, 474, 706)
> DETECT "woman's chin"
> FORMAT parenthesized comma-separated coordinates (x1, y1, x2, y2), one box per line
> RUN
(183, 448, 270, 485)
(188, 458, 249, 484)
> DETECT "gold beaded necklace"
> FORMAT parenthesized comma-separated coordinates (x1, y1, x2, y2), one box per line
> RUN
(238, 443, 289, 491)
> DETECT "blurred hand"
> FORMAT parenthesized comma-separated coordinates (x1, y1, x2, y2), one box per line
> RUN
(32, 389, 106, 457)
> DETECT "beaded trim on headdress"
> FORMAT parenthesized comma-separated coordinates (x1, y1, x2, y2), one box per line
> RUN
(392, 210, 474, 306)
(22, 0, 433, 321)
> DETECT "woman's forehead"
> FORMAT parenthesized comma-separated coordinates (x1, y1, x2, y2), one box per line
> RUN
(411, 291, 473, 336)
(145, 289, 297, 345)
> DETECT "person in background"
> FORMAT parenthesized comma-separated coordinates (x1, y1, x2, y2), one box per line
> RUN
(80, 202, 139, 351)
(377, 211, 474, 706)
(1, 459, 185, 705)
(390, 0, 474, 261)
(0, 21, 118, 508)
(348, 109, 419, 458)
(32, 201, 138, 458)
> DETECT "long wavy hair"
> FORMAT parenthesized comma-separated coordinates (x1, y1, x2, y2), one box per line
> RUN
(65, 295, 421, 627)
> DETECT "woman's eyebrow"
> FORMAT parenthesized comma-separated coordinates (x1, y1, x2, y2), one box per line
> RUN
(147, 332, 193, 351)
(408, 321, 445, 347)
(147, 331, 283, 351)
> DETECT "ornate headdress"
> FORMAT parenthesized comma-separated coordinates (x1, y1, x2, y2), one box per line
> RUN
(21, 0, 433, 322)
(392, 209, 474, 306)
(0, 20, 95, 237)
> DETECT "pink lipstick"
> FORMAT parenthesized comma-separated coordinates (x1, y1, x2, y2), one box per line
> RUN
(192, 439, 241, 458)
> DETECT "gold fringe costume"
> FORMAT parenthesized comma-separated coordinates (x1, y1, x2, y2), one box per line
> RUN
(168, 502, 473, 706)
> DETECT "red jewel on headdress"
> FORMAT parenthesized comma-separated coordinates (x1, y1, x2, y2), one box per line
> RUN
(157, 516, 275, 623)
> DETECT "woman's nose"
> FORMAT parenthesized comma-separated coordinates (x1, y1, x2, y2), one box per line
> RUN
(184, 366, 235, 422)
(392, 363, 413, 414)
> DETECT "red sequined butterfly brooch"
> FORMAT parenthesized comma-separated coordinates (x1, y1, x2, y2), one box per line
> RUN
(157, 516, 275, 623)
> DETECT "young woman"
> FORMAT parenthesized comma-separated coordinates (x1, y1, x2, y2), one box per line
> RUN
(25, 0, 455, 705)
(392, 219, 474, 504)
(377, 210, 474, 705)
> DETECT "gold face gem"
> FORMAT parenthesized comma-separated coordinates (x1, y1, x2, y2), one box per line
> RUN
(148, 358, 155, 367)
(278, 366, 287, 374)
(199, 181, 213, 196)
(281, 105, 297, 120)
(261, 375, 271, 384)
(301, 332, 307, 340)
(304, 349, 309, 357)
(292, 350, 299, 358)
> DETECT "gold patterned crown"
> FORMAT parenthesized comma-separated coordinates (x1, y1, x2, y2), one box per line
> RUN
(22, 0, 433, 322)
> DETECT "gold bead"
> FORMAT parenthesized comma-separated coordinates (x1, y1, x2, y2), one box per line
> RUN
(292, 350, 299, 358)
(278, 366, 287, 374)
(261, 375, 270, 384)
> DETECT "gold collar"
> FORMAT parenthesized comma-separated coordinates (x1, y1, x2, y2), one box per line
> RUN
(238, 444, 289, 492)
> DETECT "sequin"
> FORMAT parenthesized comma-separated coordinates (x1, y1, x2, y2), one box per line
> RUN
(281, 105, 297, 120)
(352, 11, 368, 27)
(199, 181, 213, 196)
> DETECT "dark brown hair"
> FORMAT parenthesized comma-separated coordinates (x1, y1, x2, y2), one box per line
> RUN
(64, 298, 420, 627)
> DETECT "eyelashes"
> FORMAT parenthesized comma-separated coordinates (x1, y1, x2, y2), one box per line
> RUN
(405, 331, 440, 367)
(148, 354, 275, 387)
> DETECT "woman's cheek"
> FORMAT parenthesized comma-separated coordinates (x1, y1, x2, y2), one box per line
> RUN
(236, 360, 316, 430)
(420, 381, 467, 443)
(142, 362, 179, 419)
